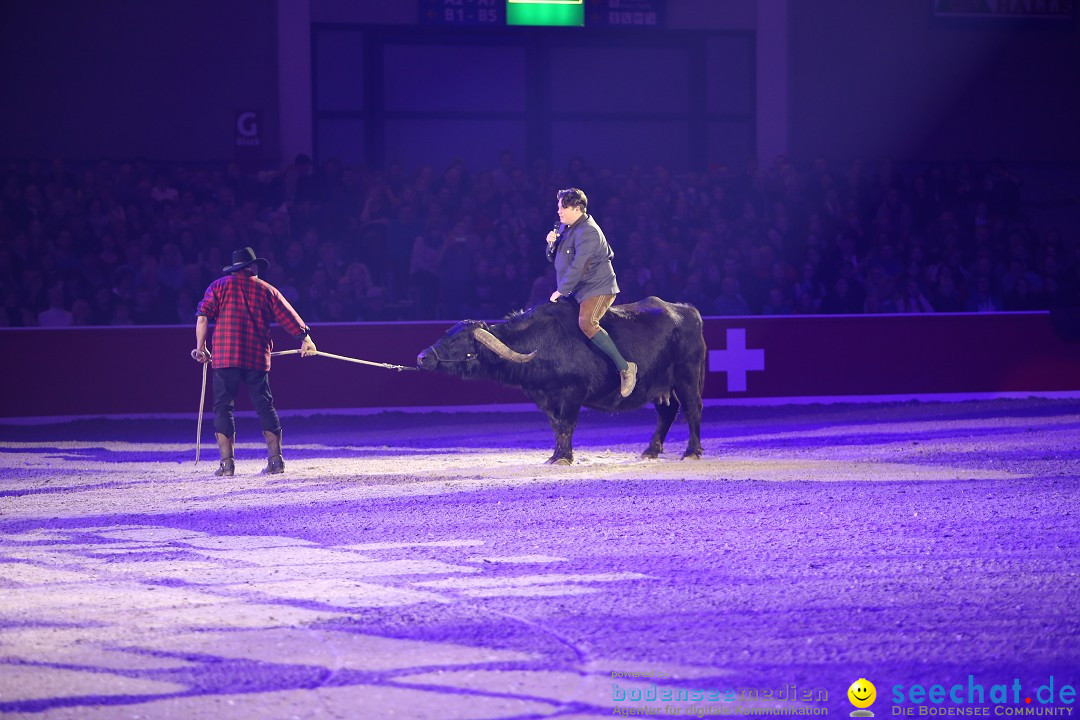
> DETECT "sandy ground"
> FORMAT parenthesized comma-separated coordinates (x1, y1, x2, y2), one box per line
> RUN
(0, 398, 1078, 719)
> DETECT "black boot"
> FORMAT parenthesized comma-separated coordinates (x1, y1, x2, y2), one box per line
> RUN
(214, 433, 235, 477)
(262, 430, 284, 474)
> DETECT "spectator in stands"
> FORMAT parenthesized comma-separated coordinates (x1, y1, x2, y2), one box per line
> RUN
(1004, 277, 1044, 311)
(495, 260, 527, 311)
(526, 265, 556, 308)
(762, 286, 794, 315)
(438, 223, 474, 319)
(409, 223, 445, 315)
(895, 279, 934, 314)
(713, 276, 751, 316)
(966, 275, 1003, 313)
(150, 172, 179, 204)
(820, 278, 864, 313)
(111, 301, 133, 325)
(930, 272, 965, 313)
(338, 261, 382, 320)
(71, 298, 92, 326)
(38, 284, 73, 327)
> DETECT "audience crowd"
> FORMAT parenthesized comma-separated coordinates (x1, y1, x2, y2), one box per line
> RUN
(1, 152, 1077, 328)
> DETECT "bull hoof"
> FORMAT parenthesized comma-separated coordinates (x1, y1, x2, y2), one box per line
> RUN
(546, 456, 572, 466)
(682, 449, 703, 460)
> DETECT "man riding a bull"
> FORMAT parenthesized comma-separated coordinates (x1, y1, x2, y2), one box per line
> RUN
(545, 187, 637, 397)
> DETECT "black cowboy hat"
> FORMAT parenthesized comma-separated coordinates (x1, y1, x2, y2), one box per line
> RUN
(222, 247, 269, 274)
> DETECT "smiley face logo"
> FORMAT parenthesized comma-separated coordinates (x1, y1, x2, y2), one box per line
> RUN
(848, 678, 877, 710)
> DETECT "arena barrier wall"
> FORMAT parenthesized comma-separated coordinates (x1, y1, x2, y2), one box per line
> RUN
(2, 311, 1079, 418)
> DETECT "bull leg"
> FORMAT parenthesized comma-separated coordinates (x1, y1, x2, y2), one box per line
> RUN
(642, 392, 680, 459)
(542, 393, 582, 465)
(675, 367, 704, 460)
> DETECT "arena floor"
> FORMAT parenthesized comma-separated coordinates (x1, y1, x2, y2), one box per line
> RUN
(0, 398, 1078, 719)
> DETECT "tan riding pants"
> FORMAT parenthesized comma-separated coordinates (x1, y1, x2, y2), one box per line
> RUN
(577, 294, 616, 339)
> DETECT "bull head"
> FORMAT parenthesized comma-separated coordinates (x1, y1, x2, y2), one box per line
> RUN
(473, 328, 536, 363)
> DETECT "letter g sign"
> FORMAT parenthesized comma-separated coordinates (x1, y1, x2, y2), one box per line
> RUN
(236, 112, 259, 137)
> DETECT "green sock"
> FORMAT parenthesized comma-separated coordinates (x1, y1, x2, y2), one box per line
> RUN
(590, 328, 629, 371)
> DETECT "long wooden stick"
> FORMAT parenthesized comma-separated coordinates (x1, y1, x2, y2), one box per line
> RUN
(271, 349, 417, 372)
(194, 360, 208, 465)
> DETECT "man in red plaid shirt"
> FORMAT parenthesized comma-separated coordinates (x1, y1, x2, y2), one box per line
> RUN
(193, 247, 316, 476)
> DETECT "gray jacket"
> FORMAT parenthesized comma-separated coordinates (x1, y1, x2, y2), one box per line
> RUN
(547, 214, 619, 300)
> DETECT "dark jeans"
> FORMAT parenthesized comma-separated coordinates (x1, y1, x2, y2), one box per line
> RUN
(213, 368, 281, 437)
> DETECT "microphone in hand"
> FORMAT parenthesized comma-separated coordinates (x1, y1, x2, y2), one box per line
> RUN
(547, 222, 562, 246)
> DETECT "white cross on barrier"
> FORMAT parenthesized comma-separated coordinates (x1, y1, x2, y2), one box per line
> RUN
(708, 328, 765, 392)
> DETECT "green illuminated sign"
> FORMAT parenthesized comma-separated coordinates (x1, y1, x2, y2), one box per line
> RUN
(506, 0, 584, 26)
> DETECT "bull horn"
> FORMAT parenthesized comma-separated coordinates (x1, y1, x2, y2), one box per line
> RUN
(473, 328, 536, 363)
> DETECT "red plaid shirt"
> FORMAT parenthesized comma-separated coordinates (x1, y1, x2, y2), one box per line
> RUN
(197, 274, 307, 371)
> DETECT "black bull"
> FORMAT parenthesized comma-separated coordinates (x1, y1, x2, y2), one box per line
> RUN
(416, 296, 706, 464)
